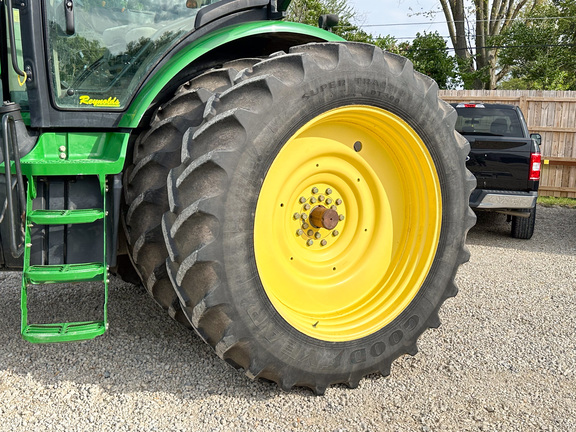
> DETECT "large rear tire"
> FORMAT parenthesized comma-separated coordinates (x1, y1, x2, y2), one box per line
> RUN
(162, 42, 476, 393)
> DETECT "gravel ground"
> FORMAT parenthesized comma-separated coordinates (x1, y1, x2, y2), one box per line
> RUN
(0, 204, 575, 431)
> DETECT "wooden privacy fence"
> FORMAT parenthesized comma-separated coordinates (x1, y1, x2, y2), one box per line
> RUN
(439, 90, 576, 198)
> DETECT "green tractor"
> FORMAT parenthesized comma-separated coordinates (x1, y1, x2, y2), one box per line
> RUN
(0, 0, 475, 393)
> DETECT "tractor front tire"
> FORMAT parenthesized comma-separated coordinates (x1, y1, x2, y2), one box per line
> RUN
(162, 42, 476, 393)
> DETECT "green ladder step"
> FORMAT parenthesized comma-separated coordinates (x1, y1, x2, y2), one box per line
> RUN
(22, 321, 106, 343)
(21, 176, 109, 344)
(28, 208, 104, 225)
(25, 263, 105, 284)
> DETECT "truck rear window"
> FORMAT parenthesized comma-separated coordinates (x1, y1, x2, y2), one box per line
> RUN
(454, 108, 523, 137)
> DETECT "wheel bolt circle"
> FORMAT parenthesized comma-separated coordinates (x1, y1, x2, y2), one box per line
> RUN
(294, 186, 345, 247)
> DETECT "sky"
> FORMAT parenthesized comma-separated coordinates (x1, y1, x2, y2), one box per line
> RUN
(349, 0, 450, 42)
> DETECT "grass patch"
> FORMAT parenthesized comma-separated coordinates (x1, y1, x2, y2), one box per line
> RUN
(538, 196, 576, 208)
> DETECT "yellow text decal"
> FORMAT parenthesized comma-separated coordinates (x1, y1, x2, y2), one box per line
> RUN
(79, 96, 121, 108)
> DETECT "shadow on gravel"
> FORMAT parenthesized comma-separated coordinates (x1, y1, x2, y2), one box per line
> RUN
(466, 205, 576, 256)
(0, 274, 292, 401)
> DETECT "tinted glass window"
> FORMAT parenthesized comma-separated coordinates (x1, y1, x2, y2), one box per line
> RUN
(46, 0, 226, 109)
(5, 9, 29, 109)
(455, 108, 524, 137)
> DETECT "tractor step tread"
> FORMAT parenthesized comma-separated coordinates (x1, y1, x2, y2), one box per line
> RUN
(25, 262, 105, 283)
(28, 208, 104, 225)
(22, 321, 106, 343)
(21, 175, 109, 344)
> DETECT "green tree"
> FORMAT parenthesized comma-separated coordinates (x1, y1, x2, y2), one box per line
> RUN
(495, 0, 576, 90)
(402, 32, 458, 89)
(286, 0, 374, 43)
(438, 0, 544, 89)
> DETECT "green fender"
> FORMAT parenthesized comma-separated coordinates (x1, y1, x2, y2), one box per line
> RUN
(119, 21, 344, 128)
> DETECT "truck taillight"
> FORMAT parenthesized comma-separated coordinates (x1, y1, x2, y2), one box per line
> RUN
(529, 153, 541, 181)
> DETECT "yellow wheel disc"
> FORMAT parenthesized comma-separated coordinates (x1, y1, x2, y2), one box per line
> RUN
(254, 106, 442, 342)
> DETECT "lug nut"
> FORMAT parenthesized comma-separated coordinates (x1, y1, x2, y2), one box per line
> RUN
(318, 195, 325, 202)
(315, 232, 321, 239)
(339, 214, 345, 221)
(311, 187, 319, 194)
(307, 230, 314, 237)
(302, 223, 309, 229)
(301, 213, 308, 220)
(336, 199, 342, 205)
(320, 240, 327, 246)
(304, 204, 311, 210)
(326, 198, 332, 205)
(332, 230, 339, 237)
(293, 212, 300, 220)
(299, 196, 307, 204)
(58, 146, 66, 152)
(326, 188, 332, 195)
(296, 229, 304, 236)
(331, 205, 337, 210)
(59, 153, 66, 159)
(306, 239, 314, 246)
(310, 197, 317, 204)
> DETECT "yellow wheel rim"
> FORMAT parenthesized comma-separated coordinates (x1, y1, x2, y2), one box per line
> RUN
(254, 106, 441, 342)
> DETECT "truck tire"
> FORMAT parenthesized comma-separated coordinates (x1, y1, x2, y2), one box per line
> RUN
(122, 60, 259, 323)
(511, 207, 536, 239)
(162, 42, 476, 394)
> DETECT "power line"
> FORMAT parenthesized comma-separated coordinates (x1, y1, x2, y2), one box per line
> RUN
(357, 16, 576, 28)
(405, 43, 576, 52)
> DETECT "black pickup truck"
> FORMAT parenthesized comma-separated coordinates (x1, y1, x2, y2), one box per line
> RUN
(452, 103, 542, 239)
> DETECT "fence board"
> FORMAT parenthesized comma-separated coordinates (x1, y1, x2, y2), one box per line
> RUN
(440, 90, 576, 198)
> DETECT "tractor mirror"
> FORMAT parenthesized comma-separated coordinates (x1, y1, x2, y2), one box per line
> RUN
(318, 14, 339, 31)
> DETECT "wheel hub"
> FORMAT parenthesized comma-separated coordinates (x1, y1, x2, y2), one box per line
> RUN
(292, 185, 345, 248)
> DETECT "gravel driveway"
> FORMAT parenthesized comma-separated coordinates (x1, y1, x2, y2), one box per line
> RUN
(1, 205, 574, 431)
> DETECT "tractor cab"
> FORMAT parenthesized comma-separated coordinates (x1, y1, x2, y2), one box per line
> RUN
(1, 0, 289, 128)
